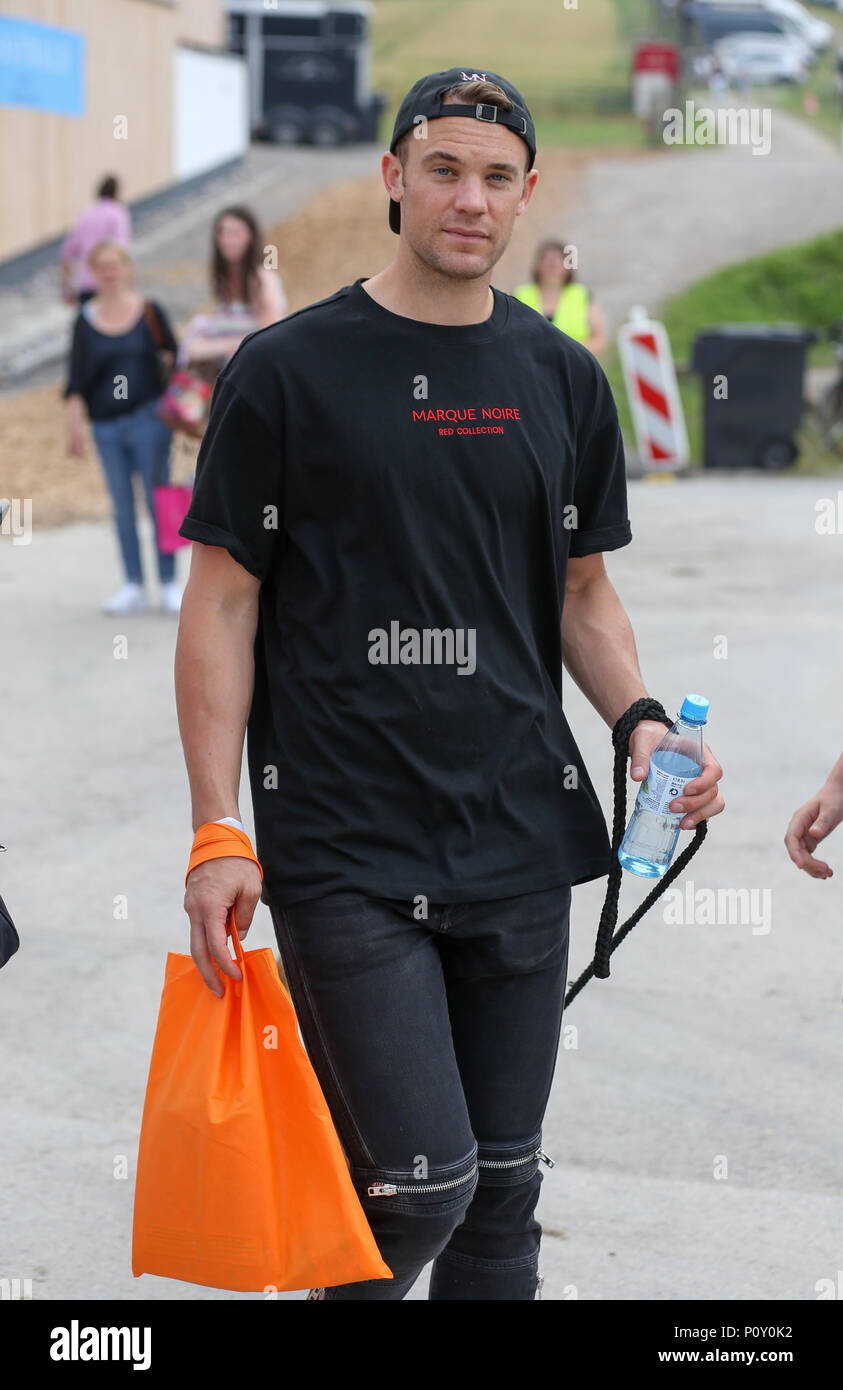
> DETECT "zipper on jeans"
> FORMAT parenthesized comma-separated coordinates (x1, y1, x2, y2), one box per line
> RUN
(367, 1148, 553, 1197)
(368, 1163, 478, 1197)
(478, 1146, 555, 1172)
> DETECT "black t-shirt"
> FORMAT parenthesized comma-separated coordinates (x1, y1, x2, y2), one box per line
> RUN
(179, 277, 632, 907)
(64, 300, 177, 420)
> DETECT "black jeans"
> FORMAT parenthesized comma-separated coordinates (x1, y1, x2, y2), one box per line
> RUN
(267, 882, 572, 1300)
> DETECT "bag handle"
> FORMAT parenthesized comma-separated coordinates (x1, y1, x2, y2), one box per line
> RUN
(226, 906, 247, 971)
(170, 431, 200, 487)
(142, 299, 168, 350)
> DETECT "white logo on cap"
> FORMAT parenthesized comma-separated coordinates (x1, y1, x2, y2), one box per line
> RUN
(460, 71, 488, 80)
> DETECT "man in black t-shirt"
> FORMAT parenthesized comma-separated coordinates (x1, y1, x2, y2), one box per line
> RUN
(175, 67, 725, 1301)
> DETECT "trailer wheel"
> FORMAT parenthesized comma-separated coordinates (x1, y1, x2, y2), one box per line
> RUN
(309, 106, 352, 147)
(311, 119, 344, 147)
(268, 107, 305, 146)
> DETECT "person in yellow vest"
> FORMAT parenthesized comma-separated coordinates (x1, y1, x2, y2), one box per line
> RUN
(513, 239, 607, 356)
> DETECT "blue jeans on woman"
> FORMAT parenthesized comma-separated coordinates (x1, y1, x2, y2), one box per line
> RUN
(267, 881, 572, 1300)
(91, 397, 175, 585)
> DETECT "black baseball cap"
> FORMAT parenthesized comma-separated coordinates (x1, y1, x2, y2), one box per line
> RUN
(387, 66, 536, 234)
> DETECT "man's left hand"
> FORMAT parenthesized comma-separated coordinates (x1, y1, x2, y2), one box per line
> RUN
(628, 720, 725, 829)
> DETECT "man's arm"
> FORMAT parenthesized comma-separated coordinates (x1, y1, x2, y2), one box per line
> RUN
(562, 552, 724, 829)
(174, 541, 264, 996)
(561, 552, 647, 727)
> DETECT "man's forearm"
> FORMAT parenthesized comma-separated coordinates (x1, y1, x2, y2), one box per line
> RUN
(174, 592, 258, 832)
(561, 571, 648, 728)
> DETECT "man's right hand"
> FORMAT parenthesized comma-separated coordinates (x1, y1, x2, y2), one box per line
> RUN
(184, 857, 263, 997)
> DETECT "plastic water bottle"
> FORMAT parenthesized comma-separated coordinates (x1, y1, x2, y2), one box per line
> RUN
(618, 694, 710, 878)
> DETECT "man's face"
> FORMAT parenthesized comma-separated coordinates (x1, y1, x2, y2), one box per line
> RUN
(387, 112, 538, 280)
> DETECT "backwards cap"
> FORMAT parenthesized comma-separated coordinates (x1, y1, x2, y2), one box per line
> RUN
(387, 66, 536, 233)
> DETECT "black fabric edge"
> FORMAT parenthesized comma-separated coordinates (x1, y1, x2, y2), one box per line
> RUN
(260, 857, 612, 909)
(177, 517, 266, 583)
(568, 522, 633, 558)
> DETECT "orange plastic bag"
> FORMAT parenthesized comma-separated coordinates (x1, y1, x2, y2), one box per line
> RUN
(132, 913, 392, 1292)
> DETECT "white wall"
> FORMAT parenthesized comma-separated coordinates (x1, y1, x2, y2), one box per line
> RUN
(173, 46, 248, 182)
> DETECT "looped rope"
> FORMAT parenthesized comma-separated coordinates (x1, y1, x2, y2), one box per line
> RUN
(564, 697, 707, 1010)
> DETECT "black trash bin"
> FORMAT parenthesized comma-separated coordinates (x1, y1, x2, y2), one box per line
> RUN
(690, 324, 816, 470)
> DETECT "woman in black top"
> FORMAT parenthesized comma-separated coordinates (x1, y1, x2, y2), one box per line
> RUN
(65, 240, 182, 614)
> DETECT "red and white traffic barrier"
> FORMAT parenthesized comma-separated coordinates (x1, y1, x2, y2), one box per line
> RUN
(617, 306, 689, 471)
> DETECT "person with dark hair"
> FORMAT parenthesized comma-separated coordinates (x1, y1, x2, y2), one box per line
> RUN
(174, 66, 724, 1301)
(178, 205, 286, 379)
(64, 240, 181, 615)
(98, 175, 120, 201)
(59, 175, 131, 307)
(513, 239, 607, 354)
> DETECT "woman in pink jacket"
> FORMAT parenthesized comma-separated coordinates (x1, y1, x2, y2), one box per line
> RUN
(60, 175, 131, 307)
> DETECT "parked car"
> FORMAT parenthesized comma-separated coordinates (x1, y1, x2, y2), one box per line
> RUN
(683, 4, 821, 64)
(752, 0, 832, 50)
(684, 0, 832, 52)
(710, 31, 812, 82)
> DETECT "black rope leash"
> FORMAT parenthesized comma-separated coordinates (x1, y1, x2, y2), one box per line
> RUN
(564, 697, 708, 1010)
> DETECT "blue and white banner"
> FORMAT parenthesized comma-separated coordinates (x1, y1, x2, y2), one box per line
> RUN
(0, 15, 85, 116)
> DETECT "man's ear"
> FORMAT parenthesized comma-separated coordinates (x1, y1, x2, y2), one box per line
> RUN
(517, 167, 540, 217)
(382, 150, 404, 205)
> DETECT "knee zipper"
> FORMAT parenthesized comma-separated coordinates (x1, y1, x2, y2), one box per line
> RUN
(367, 1147, 554, 1197)
(480, 1146, 554, 1172)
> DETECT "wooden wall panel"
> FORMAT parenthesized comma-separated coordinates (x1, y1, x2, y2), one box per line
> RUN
(0, 0, 226, 262)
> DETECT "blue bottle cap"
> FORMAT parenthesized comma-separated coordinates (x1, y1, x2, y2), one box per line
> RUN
(680, 693, 709, 724)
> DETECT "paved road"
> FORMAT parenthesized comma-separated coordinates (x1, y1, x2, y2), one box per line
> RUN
(1, 472, 840, 1300)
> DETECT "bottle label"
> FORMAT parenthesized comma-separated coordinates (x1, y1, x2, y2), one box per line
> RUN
(636, 764, 695, 817)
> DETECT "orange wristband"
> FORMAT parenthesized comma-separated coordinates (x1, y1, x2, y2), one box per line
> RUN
(185, 822, 263, 887)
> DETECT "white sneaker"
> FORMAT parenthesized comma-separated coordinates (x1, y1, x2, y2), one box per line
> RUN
(160, 582, 183, 614)
(103, 582, 149, 615)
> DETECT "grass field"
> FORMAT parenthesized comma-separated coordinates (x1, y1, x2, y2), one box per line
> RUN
(370, 0, 661, 149)
(603, 228, 843, 475)
(370, 0, 843, 154)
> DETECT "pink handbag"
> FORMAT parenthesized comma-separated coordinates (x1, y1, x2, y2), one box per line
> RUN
(153, 481, 194, 553)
